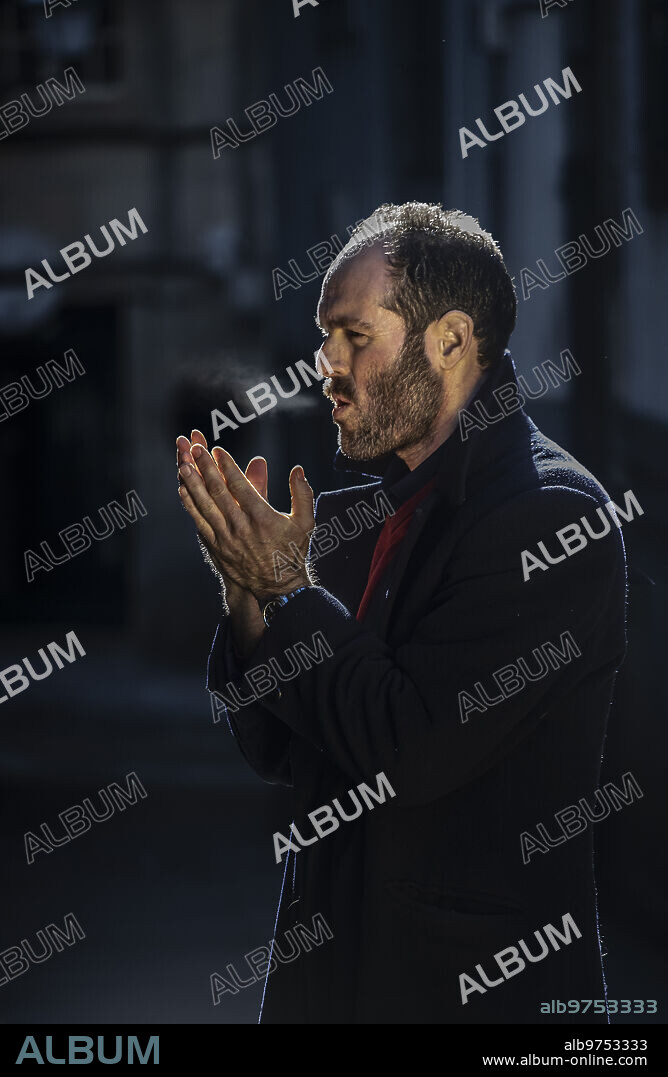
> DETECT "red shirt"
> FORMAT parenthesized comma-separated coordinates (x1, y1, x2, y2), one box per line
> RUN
(356, 478, 437, 622)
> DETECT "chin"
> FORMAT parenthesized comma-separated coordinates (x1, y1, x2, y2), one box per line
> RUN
(339, 433, 390, 460)
(338, 434, 364, 460)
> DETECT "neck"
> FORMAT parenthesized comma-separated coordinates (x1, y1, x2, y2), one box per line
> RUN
(397, 370, 487, 471)
(395, 414, 459, 471)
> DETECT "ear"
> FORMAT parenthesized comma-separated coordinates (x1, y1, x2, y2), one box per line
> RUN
(434, 309, 475, 367)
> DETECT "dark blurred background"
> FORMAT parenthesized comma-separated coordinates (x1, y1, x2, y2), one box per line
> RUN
(0, 0, 666, 1024)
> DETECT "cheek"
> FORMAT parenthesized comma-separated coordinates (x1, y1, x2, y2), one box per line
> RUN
(352, 344, 395, 389)
(349, 363, 372, 402)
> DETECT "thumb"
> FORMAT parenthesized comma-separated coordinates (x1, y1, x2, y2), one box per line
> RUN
(289, 466, 315, 531)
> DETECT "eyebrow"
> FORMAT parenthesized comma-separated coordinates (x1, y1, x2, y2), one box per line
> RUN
(316, 314, 375, 333)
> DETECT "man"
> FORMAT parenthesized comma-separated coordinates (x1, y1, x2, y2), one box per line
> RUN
(176, 203, 626, 1024)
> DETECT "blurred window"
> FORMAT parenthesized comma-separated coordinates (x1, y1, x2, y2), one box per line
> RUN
(0, 304, 126, 627)
(642, 0, 668, 210)
(0, 0, 121, 94)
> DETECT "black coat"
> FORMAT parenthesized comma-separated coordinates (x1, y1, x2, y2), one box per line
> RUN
(207, 353, 627, 1024)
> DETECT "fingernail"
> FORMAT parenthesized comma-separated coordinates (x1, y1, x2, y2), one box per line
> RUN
(179, 464, 191, 478)
(191, 445, 203, 459)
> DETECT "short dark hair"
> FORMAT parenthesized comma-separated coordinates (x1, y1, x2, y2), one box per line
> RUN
(328, 202, 517, 368)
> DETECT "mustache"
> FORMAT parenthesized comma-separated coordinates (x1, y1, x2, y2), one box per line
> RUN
(323, 377, 357, 403)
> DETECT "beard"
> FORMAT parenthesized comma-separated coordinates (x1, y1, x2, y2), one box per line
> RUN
(324, 328, 445, 459)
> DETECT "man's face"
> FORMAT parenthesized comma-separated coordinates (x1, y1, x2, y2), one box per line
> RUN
(317, 244, 445, 459)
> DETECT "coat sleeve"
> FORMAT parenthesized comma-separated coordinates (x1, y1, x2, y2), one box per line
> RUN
(203, 487, 360, 786)
(221, 485, 627, 805)
(207, 618, 293, 786)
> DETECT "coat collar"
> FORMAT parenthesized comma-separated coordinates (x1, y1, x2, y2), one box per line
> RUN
(332, 350, 528, 509)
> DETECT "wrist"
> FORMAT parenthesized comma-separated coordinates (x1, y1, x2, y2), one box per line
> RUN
(259, 582, 312, 626)
(254, 571, 312, 608)
(224, 579, 258, 615)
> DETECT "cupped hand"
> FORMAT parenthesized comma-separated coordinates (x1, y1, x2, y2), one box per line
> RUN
(176, 431, 314, 604)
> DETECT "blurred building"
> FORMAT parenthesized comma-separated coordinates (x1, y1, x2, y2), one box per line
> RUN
(1, 0, 666, 656)
(0, 0, 666, 1025)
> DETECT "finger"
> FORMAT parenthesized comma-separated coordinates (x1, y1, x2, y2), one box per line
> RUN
(289, 466, 315, 532)
(178, 482, 216, 546)
(179, 455, 232, 534)
(211, 446, 266, 515)
(190, 444, 244, 526)
(191, 428, 208, 451)
(245, 456, 268, 501)
(176, 434, 191, 471)
(176, 435, 206, 480)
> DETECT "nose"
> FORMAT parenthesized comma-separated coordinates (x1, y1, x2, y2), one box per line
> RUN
(315, 339, 347, 379)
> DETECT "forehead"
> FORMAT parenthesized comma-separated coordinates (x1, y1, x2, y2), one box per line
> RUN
(317, 243, 392, 327)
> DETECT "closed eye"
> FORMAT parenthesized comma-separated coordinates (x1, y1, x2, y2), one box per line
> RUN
(318, 326, 369, 342)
